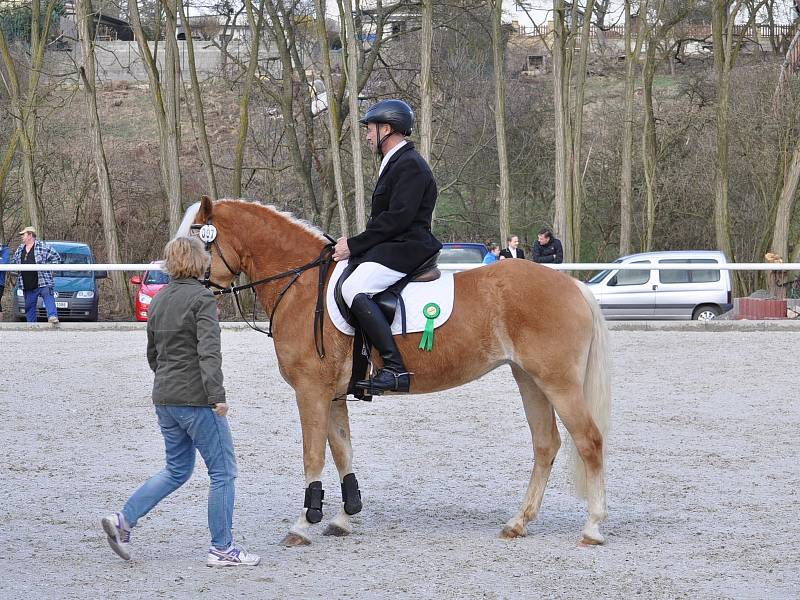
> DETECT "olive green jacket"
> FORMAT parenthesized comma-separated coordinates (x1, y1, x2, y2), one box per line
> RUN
(146, 278, 226, 406)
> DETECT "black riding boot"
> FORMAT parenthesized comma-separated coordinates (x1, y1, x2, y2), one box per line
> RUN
(350, 293, 411, 393)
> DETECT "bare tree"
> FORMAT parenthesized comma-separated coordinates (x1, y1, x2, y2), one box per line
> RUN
(313, 0, 348, 234)
(490, 0, 510, 243)
(0, 0, 60, 233)
(340, 0, 367, 231)
(711, 0, 766, 266)
(177, 0, 219, 199)
(552, 0, 597, 261)
(232, 0, 264, 197)
(76, 0, 130, 313)
(129, 0, 184, 234)
(619, 0, 648, 255)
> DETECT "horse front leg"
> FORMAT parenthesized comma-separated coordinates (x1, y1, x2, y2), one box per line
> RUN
(281, 390, 333, 547)
(323, 399, 362, 537)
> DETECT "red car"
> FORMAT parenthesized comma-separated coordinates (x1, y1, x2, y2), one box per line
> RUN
(130, 261, 168, 321)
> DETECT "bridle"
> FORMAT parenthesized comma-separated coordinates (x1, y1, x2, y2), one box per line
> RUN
(189, 218, 336, 358)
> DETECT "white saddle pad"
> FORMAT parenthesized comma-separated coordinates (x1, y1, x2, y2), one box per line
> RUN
(327, 260, 455, 336)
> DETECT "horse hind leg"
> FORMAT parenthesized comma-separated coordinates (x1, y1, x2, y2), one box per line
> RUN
(547, 383, 607, 545)
(323, 400, 363, 538)
(500, 364, 561, 539)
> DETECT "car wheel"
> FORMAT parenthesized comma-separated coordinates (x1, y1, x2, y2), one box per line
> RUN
(693, 305, 721, 321)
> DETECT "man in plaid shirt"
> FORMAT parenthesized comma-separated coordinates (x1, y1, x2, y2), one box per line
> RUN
(12, 226, 61, 324)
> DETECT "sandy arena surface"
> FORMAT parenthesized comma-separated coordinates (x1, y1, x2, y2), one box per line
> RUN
(0, 327, 798, 599)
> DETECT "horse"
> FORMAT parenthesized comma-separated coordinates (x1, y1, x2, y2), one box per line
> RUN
(180, 196, 611, 546)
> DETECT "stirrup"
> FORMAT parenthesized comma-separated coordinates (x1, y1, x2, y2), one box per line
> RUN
(355, 368, 411, 394)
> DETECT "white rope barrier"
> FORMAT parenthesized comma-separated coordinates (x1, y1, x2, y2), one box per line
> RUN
(1, 263, 800, 272)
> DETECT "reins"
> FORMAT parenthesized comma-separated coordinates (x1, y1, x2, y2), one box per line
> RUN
(190, 220, 336, 358)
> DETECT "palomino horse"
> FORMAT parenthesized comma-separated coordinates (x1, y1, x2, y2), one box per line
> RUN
(181, 196, 611, 546)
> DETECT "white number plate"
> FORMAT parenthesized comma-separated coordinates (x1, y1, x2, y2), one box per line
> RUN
(55, 301, 68, 308)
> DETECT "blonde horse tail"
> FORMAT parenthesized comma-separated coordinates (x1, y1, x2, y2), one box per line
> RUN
(569, 281, 612, 499)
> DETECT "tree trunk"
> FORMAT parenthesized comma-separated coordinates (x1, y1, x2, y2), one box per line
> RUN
(233, 0, 264, 197)
(341, 0, 366, 230)
(619, 0, 647, 255)
(177, 0, 218, 199)
(76, 0, 130, 314)
(419, 0, 434, 166)
(641, 41, 657, 251)
(552, 0, 573, 258)
(712, 1, 735, 261)
(780, 144, 800, 261)
(491, 0, 510, 244)
(313, 0, 348, 235)
(129, 0, 183, 235)
(0, 0, 59, 233)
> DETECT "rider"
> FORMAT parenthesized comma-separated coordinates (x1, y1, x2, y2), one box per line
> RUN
(332, 99, 442, 393)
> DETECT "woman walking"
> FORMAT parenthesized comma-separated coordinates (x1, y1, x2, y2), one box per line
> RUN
(102, 236, 259, 567)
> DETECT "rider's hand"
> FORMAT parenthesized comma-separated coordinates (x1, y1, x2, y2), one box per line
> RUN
(213, 403, 229, 417)
(333, 236, 351, 262)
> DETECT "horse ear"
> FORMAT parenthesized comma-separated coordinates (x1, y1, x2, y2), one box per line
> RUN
(198, 195, 213, 221)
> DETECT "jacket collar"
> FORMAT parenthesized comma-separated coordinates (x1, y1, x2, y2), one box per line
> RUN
(376, 141, 415, 184)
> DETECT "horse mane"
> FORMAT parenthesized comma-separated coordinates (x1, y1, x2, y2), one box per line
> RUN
(176, 198, 329, 244)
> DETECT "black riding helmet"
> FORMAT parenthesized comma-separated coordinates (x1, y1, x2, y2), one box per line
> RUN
(359, 99, 415, 136)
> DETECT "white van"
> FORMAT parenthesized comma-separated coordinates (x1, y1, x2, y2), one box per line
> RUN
(585, 250, 733, 320)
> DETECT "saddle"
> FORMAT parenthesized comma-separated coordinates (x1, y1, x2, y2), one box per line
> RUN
(333, 253, 440, 401)
(334, 253, 440, 333)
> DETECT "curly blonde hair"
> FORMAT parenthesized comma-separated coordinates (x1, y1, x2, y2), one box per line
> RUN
(163, 236, 210, 280)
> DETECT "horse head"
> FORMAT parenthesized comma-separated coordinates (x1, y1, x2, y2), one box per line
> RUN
(176, 195, 243, 291)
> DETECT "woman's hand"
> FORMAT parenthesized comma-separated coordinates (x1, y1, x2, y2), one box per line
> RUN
(213, 403, 229, 417)
(332, 237, 351, 262)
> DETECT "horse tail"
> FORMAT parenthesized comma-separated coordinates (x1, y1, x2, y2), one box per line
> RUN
(569, 281, 612, 499)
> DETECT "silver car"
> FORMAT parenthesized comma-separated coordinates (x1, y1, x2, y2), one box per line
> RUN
(586, 250, 733, 320)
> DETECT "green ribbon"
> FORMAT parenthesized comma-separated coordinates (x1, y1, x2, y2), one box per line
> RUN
(419, 302, 441, 352)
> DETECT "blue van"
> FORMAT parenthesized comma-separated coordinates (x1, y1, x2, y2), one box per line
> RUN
(14, 241, 106, 321)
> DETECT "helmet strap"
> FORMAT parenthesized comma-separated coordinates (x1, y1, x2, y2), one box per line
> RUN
(377, 124, 393, 159)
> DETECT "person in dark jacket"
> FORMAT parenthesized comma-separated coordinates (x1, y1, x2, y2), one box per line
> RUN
(102, 236, 259, 567)
(532, 228, 563, 264)
(0, 240, 9, 315)
(332, 99, 442, 393)
(500, 235, 525, 259)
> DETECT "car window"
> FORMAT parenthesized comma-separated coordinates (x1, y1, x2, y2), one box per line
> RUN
(659, 258, 719, 283)
(439, 247, 485, 264)
(55, 252, 92, 277)
(144, 270, 170, 285)
(587, 259, 623, 284)
(611, 260, 650, 286)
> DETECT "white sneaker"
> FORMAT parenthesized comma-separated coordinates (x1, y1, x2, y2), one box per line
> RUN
(102, 513, 131, 560)
(48, 316, 59, 325)
(206, 545, 260, 567)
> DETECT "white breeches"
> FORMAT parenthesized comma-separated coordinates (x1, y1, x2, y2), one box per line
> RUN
(340, 261, 406, 307)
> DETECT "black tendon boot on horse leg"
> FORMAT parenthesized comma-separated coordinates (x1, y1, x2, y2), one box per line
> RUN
(350, 293, 411, 393)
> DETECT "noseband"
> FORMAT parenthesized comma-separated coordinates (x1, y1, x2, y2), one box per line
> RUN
(189, 217, 335, 358)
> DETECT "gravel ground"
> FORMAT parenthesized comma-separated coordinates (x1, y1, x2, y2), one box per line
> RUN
(0, 328, 798, 599)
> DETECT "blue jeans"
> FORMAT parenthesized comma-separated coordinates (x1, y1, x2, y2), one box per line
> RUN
(24, 286, 57, 321)
(122, 405, 238, 550)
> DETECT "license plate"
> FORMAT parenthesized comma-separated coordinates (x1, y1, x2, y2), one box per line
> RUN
(55, 301, 68, 308)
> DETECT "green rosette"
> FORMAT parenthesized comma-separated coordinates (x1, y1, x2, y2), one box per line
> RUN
(419, 302, 441, 351)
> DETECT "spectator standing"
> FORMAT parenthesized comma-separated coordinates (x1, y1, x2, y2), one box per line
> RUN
(101, 236, 260, 567)
(483, 242, 502, 265)
(532, 228, 564, 265)
(11, 227, 61, 324)
(500, 235, 525, 259)
(0, 240, 9, 317)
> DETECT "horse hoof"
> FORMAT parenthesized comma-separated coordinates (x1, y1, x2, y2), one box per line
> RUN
(499, 525, 526, 539)
(280, 532, 311, 547)
(322, 523, 351, 537)
(579, 533, 605, 546)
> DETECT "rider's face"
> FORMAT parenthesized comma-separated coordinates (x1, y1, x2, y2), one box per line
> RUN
(365, 122, 388, 155)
